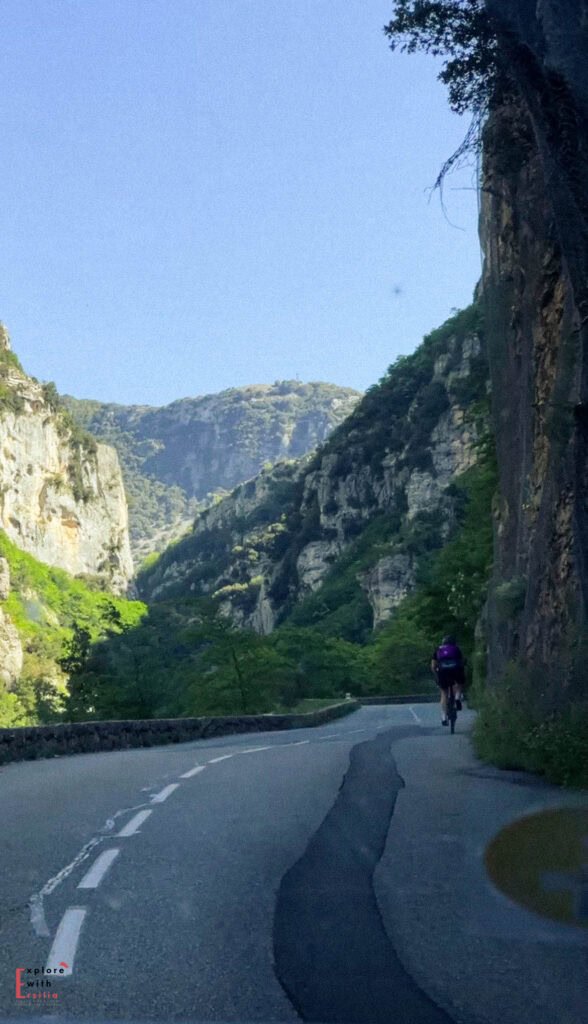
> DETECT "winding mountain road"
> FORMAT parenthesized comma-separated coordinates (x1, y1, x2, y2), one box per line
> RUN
(0, 704, 586, 1024)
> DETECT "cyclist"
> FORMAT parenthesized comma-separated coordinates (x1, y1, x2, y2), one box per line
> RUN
(431, 634, 465, 726)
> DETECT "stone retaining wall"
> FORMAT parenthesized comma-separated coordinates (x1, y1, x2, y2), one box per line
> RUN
(0, 700, 360, 765)
(360, 694, 438, 705)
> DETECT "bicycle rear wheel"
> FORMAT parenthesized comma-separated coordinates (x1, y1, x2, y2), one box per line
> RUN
(447, 690, 457, 734)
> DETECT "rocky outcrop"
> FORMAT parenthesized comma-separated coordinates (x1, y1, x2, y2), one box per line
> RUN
(0, 328, 133, 592)
(296, 540, 341, 594)
(359, 554, 416, 629)
(139, 309, 489, 634)
(64, 382, 361, 562)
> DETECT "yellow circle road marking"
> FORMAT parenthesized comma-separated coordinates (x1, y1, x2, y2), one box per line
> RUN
(485, 808, 588, 929)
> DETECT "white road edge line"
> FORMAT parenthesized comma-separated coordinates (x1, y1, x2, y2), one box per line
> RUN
(292, 740, 310, 745)
(117, 810, 152, 837)
(78, 849, 120, 890)
(241, 746, 270, 754)
(208, 754, 234, 764)
(180, 765, 206, 779)
(151, 783, 180, 803)
(45, 907, 86, 976)
(408, 706, 422, 724)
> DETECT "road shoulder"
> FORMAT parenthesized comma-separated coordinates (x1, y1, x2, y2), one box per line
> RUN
(374, 725, 588, 1024)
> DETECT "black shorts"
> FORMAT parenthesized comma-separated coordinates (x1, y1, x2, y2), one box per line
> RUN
(436, 667, 464, 691)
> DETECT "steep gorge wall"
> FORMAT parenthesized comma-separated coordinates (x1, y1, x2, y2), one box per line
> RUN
(0, 328, 133, 593)
(481, 3, 588, 705)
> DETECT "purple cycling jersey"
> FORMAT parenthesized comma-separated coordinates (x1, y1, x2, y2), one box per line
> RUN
(434, 643, 463, 667)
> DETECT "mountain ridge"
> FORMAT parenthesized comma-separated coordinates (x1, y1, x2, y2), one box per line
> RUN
(63, 380, 361, 564)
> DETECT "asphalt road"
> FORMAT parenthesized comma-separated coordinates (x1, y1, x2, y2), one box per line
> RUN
(0, 703, 586, 1024)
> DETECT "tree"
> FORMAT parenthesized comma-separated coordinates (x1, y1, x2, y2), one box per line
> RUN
(383, 2, 509, 186)
(58, 623, 92, 675)
(384, 1, 499, 115)
(186, 620, 288, 716)
(270, 627, 369, 698)
(0, 682, 29, 727)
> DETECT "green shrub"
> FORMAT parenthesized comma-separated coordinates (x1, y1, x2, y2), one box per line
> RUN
(0, 382, 26, 413)
(524, 707, 588, 787)
(473, 669, 588, 788)
(0, 529, 145, 723)
(472, 684, 536, 771)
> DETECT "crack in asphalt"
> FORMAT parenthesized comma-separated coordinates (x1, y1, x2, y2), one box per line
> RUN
(273, 727, 456, 1023)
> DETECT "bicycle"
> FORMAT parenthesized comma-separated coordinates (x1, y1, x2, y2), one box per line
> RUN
(446, 686, 458, 734)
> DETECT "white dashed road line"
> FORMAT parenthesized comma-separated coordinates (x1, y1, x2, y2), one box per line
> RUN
(117, 809, 152, 837)
(45, 907, 86, 976)
(34, 723, 377, 955)
(78, 849, 120, 890)
(28, 801, 145, 937)
(151, 783, 180, 803)
(408, 706, 422, 724)
(180, 765, 206, 779)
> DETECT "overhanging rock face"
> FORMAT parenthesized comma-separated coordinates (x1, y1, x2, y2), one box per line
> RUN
(481, 3, 588, 702)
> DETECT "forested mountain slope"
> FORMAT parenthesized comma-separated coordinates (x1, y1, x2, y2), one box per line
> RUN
(138, 306, 490, 640)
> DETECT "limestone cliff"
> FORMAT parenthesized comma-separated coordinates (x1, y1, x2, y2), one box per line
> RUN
(479, 2, 588, 706)
(138, 307, 488, 635)
(64, 382, 360, 564)
(0, 326, 133, 592)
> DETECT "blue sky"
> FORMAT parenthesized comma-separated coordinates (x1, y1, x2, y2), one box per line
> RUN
(0, 0, 482, 406)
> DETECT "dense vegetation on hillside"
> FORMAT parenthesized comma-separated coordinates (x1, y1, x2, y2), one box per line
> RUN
(0, 531, 145, 726)
(62, 437, 495, 720)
